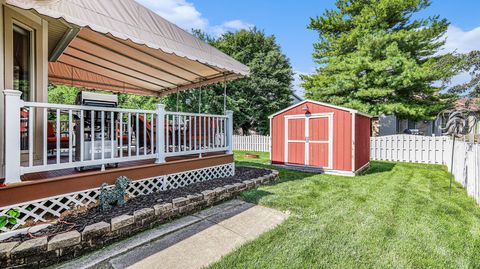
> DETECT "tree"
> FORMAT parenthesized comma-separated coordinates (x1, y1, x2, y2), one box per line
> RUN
(48, 84, 165, 110)
(302, 0, 457, 120)
(175, 28, 294, 135)
(443, 51, 480, 96)
(48, 84, 81, 104)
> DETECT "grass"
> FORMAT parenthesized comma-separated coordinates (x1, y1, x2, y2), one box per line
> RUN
(207, 151, 480, 269)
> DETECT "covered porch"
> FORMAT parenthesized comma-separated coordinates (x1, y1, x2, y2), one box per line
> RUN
(0, 0, 248, 232)
(2, 0, 248, 185)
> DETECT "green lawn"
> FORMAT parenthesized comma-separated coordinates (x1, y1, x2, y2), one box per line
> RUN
(208, 151, 480, 268)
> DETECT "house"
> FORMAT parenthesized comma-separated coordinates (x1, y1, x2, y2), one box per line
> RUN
(373, 115, 436, 136)
(0, 0, 248, 231)
(372, 98, 480, 136)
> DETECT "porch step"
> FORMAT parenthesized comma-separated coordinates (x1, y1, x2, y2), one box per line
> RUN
(55, 199, 286, 269)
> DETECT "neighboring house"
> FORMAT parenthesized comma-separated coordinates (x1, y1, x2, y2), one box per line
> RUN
(0, 0, 248, 230)
(372, 115, 436, 136)
(372, 98, 480, 136)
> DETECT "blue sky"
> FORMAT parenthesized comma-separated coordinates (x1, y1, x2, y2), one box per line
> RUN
(137, 0, 480, 96)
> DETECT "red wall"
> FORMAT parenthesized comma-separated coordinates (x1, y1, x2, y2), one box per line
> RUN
(271, 101, 353, 171)
(355, 114, 371, 170)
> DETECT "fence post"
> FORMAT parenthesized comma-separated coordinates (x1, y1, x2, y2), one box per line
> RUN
(156, 104, 166, 163)
(4, 90, 22, 183)
(226, 110, 234, 154)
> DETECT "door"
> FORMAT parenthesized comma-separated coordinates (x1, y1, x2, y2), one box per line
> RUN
(308, 117, 330, 167)
(285, 118, 306, 165)
(285, 114, 332, 168)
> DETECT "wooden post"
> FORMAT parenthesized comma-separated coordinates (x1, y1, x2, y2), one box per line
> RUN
(226, 110, 234, 154)
(4, 90, 22, 183)
(156, 104, 166, 163)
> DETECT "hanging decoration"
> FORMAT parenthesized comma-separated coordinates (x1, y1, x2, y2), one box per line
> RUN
(439, 109, 478, 194)
(176, 88, 180, 112)
(223, 74, 227, 114)
(198, 86, 202, 114)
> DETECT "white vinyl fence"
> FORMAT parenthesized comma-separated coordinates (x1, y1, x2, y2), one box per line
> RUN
(370, 135, 450, 164)
(233, 135, 270, 152)
(371, 135, 480, 204)
(447, 141, 480, 204)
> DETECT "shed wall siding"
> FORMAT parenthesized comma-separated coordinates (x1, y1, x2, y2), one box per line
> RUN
(271, 101, 352, 171)
(355, 114, 371, 170)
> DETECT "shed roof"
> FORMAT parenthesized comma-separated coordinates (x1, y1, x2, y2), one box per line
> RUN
(269, 100, 372, 118)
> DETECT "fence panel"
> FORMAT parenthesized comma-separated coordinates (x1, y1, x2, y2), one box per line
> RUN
(233, 135, 270, 152)
(370, 135, 449, 164)
(445, 140, 480, 204)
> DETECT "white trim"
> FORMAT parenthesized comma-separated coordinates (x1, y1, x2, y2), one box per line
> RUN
(284, 112, 334, 119)
(269, 117, 272, 162)
(21, 154, 157, 174)
(284, 113, 333, 169)
(284, 117, 289, 164)
(0, 4, 4, 180)
(12, 20, 36, 102)
(351, 112, 356, 172)
(269, 100, 373, 119)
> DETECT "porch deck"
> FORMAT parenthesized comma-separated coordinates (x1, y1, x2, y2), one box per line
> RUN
(1, 153, 234, 208)
(21, 152, 224, 181)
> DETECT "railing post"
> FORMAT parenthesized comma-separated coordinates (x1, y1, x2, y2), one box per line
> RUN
(3, 90, 22, 183)
(156, 104, 166, 163)
(226, 110, 234, 154)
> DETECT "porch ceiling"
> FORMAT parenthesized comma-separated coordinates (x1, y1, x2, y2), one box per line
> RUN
(6, 0, 249, 97)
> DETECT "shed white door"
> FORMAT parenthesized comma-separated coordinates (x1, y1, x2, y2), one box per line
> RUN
(285, 114, 333, 168)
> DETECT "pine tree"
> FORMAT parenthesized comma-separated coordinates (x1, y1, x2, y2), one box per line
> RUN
(302, 0, 457, 120)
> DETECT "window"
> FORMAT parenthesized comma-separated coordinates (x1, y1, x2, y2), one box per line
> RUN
(13, 24, 33, 101)
(407, 119, 416, 129)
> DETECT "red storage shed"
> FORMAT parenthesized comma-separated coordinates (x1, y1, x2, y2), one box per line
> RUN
(269, 100, 371, 176)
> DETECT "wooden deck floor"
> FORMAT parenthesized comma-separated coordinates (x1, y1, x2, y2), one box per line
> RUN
(21, 152, 224, 182)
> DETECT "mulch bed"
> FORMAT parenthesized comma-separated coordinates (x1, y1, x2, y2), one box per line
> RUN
(2, 167, 270, 243)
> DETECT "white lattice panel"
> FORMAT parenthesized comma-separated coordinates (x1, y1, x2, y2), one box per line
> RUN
(0, 163, 234, 232)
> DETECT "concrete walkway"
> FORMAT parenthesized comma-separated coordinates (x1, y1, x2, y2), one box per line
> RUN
(56, 199, 288, 269)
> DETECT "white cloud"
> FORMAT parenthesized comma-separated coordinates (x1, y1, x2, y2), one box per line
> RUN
(441, 25, 480, 54)
(440, 25, 480, 89)
(210, 20, 254, 36)
(135, 0, 252, 36)
(136, 0, 207, 30)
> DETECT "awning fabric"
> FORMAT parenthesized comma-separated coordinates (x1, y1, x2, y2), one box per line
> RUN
(6, 0, 249, 96)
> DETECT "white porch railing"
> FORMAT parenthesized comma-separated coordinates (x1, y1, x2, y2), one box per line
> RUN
(3, 90, 233, 183)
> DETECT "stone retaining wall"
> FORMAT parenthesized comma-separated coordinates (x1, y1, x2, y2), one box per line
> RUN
(0, 169, 279, 268)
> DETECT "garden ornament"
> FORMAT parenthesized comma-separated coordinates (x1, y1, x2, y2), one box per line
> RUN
(99, 176, 131, 210)
(439, 109, 478, 194)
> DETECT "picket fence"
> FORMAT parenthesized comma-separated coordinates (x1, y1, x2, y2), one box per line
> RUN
(233, 135, 270, 152)
(233, 134, 480, 204)
(370, 135, 450, 164)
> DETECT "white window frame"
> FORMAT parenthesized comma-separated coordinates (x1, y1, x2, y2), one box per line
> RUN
(12, 20, 36, 102)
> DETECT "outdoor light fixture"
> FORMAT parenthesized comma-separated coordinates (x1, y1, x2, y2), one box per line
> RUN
(303, 104, 310, 114)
